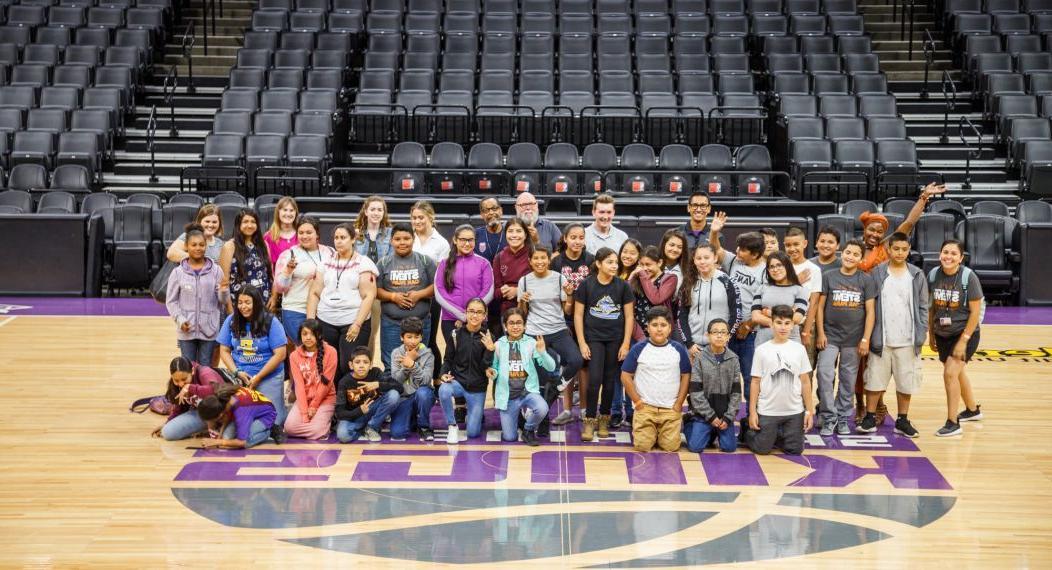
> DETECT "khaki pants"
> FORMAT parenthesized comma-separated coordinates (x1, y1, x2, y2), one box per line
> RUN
(632, 404, 683, 452)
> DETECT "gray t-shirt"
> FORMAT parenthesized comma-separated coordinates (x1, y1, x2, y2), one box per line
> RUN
(685, 274, 731, 347)
(930, 267, 983, 337)
(810, 255, 842, 273)
(753, 283, 808, 345)
(518, 271, 568, 337)
(377, 251, 436, 320)
(177, 233, 224, 262)
(821, 270, 878, 346)
(721, 256, 766, 314)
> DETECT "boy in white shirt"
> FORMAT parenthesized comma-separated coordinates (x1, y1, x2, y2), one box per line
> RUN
(747, 305, 815, 455)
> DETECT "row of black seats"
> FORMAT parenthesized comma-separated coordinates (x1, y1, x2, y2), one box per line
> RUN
(0, 162, 90, 192)
(260, 0, 860, 16)
(388, 140, 773, 195)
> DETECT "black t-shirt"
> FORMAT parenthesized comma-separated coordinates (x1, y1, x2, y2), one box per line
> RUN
(507, 342, 527, 400)
(574, 275, 634, 342)
(552, 252, 594, 292)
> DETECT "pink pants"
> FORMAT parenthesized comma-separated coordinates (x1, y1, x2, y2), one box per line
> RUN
(283, 402, 335, 440)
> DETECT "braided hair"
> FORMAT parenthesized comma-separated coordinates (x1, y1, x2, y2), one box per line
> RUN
(299, 318, 330, 385)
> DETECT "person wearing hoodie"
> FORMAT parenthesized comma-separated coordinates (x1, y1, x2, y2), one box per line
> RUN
(437, 298, 496, 444)
(388, 317, 437, 441)
(856, 233, 930, 438)
(492, 217, 534, 328)
(166, 224, 227, 365)
(282, 319, 338, 440)
(152, 356, 226, 440)
(678, 244, 743, 359)
(434, 225, 495, 347)
(334, 347, 403, 443)
(488, 308, 555, 446)
(683, 319, 742, 453)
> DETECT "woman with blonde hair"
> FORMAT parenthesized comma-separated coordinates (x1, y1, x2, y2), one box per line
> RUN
(166, 204, 225, 263)
(264, 196, 299, 267)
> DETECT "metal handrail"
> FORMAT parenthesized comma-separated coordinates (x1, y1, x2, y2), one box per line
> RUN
(920, 29, 936, 99)
(146, 106, 159, 184)
(959, 116, 982, 190)
(162, 65, 179, 137)
(181, 19, 195, 92)
(940, 70, 957, 144)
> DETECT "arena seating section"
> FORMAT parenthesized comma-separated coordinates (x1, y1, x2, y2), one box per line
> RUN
(946, 0, 1052, 191)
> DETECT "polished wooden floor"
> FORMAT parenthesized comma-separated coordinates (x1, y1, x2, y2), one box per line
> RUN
(1, 314, 1051, 568)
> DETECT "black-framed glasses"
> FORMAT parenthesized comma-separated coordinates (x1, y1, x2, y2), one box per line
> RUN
(689, 203, 711, 210)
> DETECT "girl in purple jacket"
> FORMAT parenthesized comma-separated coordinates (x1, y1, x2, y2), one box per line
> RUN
(166, 224, 228, 365)
(434, 224, 495, 348)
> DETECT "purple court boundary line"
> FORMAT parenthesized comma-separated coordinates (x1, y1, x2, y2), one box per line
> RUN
(5, 298, 1052, 324)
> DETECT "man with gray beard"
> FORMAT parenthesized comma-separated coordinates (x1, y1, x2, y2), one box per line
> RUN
(515, 192, 561, 252)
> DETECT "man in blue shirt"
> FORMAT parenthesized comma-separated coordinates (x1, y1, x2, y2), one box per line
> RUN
(474, 196, 506, 263)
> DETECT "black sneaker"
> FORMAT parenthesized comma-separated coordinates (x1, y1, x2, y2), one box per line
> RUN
(523, 429, 540, 447)
(609, 415, 623, 429)
(957, 405, 983, 423)
(856, 413, 877, 433)
(935, 420, 962, 437)
(894, 417, 919, 438)
(269, 424, 286, 444)
(418, 427, 435, 441)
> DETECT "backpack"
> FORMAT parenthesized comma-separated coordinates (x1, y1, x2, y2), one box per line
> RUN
(519, 272, 565, 318)
(130, 396, 172, 415)
(928, 266, 986, 325)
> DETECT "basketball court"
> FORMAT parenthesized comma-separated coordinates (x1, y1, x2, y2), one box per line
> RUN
(1, 298, 1050, 567)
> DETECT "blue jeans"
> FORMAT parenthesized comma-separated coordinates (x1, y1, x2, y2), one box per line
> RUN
(221, 419, 272, 448)
(380, 314, 431, 372)
(684, 417, 738, 453)
(437, 380, 487, 438)
(389, 385, 436, 437)
(729, 331, 757, 405)
(500, 393, 549, 441)
(161, 409, 206, 441)
(177, 339, 216, 365)
(281, 309, 307, 343)
(255, 373, 287, 426)
(336, 389, 400, 442)
(611, 375, 634, 423)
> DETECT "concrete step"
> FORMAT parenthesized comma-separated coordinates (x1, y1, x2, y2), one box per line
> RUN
(170, 34, 244, 47)
(880, 59, 955, 72)
(164, 45, 241, 57)
(869, 31, 932, 41)
(163, 54, 236, 67)
(184, 8, 255, 17)
(874, 49, 952, 61)
(863, 20, 936, 30)
(175, 25, 248, 35)
(859, 5, 934, 15)
(886, 70, 963, 81)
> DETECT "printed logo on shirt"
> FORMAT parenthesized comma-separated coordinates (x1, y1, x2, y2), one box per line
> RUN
(508, 344, 527, 380)
(238, 337, 257, 359)
(560, 266, 590, 290)
(590, 295, 622, 320)
(389, 268, 421, 288)
(932, 286, 962, 310)
(731, 269, 758, 287)
(830, 288, 864, 309)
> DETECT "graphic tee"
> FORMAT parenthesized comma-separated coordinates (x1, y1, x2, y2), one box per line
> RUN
(507, 342, 527, 400)
(821, 270, 877, 346)
(930, 267, 983, 337)
(377, 252, 436, 320)
(574, 275, 634, 342)
(751, 340, 812, 416)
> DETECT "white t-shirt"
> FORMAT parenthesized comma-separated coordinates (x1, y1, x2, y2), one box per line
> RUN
(881, 269, 915, 348)
(413, 230, 451, 264)
(316, 253, 379, 326)
(751, 339, 812, 416)
(793, 259, 822, 298)
(621, 340, 692, 409)
(584, 223, 629, 256)
(274, 245, 335, 313)
(517, 271, 568, 337)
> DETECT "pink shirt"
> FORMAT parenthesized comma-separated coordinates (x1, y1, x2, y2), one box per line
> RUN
(264, 232, 298, 267)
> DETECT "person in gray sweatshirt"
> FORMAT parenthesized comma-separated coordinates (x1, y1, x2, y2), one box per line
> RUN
(387, 317, 437, 441)
(166, 224, 228, 365)
(857, 233, 929, 438)
(683, 319, 742, 452)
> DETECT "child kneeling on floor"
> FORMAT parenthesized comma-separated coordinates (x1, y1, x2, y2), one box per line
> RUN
(746, 305, 815, 455)
(620, 306, 691, 452)
(335, 347, 403, 443)
(198, 385, 283, 449)
(683, 318, 742, 453)
(487, 308, 555, 446)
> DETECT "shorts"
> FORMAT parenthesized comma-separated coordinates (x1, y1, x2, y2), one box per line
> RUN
(864, 346, 922, 394)
(935, 330, 980, 363)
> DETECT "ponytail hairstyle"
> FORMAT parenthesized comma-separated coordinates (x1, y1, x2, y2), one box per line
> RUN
(165, 356, 194, 402)
(183, 222, 207, 241)
(501, 307, 527, 327)
(299, 318, 330, 385)
(590, 247, 618, 276)
(444, 224, 476, 291)
(197, 383, 240, 421)
(557, 222, 586, 257)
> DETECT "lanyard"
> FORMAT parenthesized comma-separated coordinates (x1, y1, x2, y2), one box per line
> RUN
(334, 254, 357, 287)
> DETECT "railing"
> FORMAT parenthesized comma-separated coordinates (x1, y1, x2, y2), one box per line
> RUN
(162, 65, 179, 137)
(799, 171, 871, 203)
(181, 20, 195, 93)
(891, 0, 936, 62)
(940, 70, 957, 144)
(959, 116, 982, 190)
(201, 0, 216, 56)
(920, 29, 937, 99)
(876, 171, 947, 199)
(146, 106, 159, 183)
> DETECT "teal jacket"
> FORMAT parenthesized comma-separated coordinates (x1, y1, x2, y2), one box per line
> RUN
(491, 335, 556, 410)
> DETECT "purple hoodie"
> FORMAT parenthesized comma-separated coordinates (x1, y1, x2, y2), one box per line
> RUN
(434, 253, 495, 322)
(166, 258, 227, 341)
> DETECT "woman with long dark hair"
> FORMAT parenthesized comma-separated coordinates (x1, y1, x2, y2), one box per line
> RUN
(219, 209, 273, 313)
(550, 222, 595, 426)
(308, 223, 378, 379)
(492, 217, 534, 318)
(217, 286, 288, 423)
(752, 251, 808, 346)
(151, 356, 226, 440)
(283, 319, 338, 440)
(434, 224, 495, 346)
(273, 216, 334, 343)
(678, 244, 743, 359)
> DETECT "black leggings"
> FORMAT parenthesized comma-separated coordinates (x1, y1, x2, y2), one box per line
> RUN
(320, 318, 371, 379)
(586, 338, 621, 418)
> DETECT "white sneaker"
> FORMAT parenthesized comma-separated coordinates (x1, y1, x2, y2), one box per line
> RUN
(551, 410, 573, 425)
(446, 425, 460, 445)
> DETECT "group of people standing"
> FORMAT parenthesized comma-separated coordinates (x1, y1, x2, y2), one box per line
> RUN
(155, 185, 985, 451)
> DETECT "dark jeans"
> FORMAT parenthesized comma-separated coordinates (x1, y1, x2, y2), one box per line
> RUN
(746, 412, 805, 455)
(428, 303, 443, 379)
(729, 331, 757, 405)
(177, 339, 216, 365)
(544, 329, 583, 382)
(586, 338, 621, 418)
(320, 318, 372, 379)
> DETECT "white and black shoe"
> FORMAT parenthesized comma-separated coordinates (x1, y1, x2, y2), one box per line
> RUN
(957, 405, 983, 422)
(935, 420, 962, 437)
(894, 417, 920, 438)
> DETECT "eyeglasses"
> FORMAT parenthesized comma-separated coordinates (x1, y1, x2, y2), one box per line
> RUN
(768, 263, 785, 270)
(708, 331, 730, 336)
(517, 201, 538, 208)
(689, 203, 711, 210)
(466, 309, 487, 315)
(482, 205, 502, 213)
(505, 320, 524, 326)
(457, 237, 476, 243)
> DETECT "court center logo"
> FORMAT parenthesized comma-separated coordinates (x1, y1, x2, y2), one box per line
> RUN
(171, 425, 955, 566)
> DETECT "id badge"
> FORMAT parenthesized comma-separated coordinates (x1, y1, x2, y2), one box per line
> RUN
(939, 317, 952, 327)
